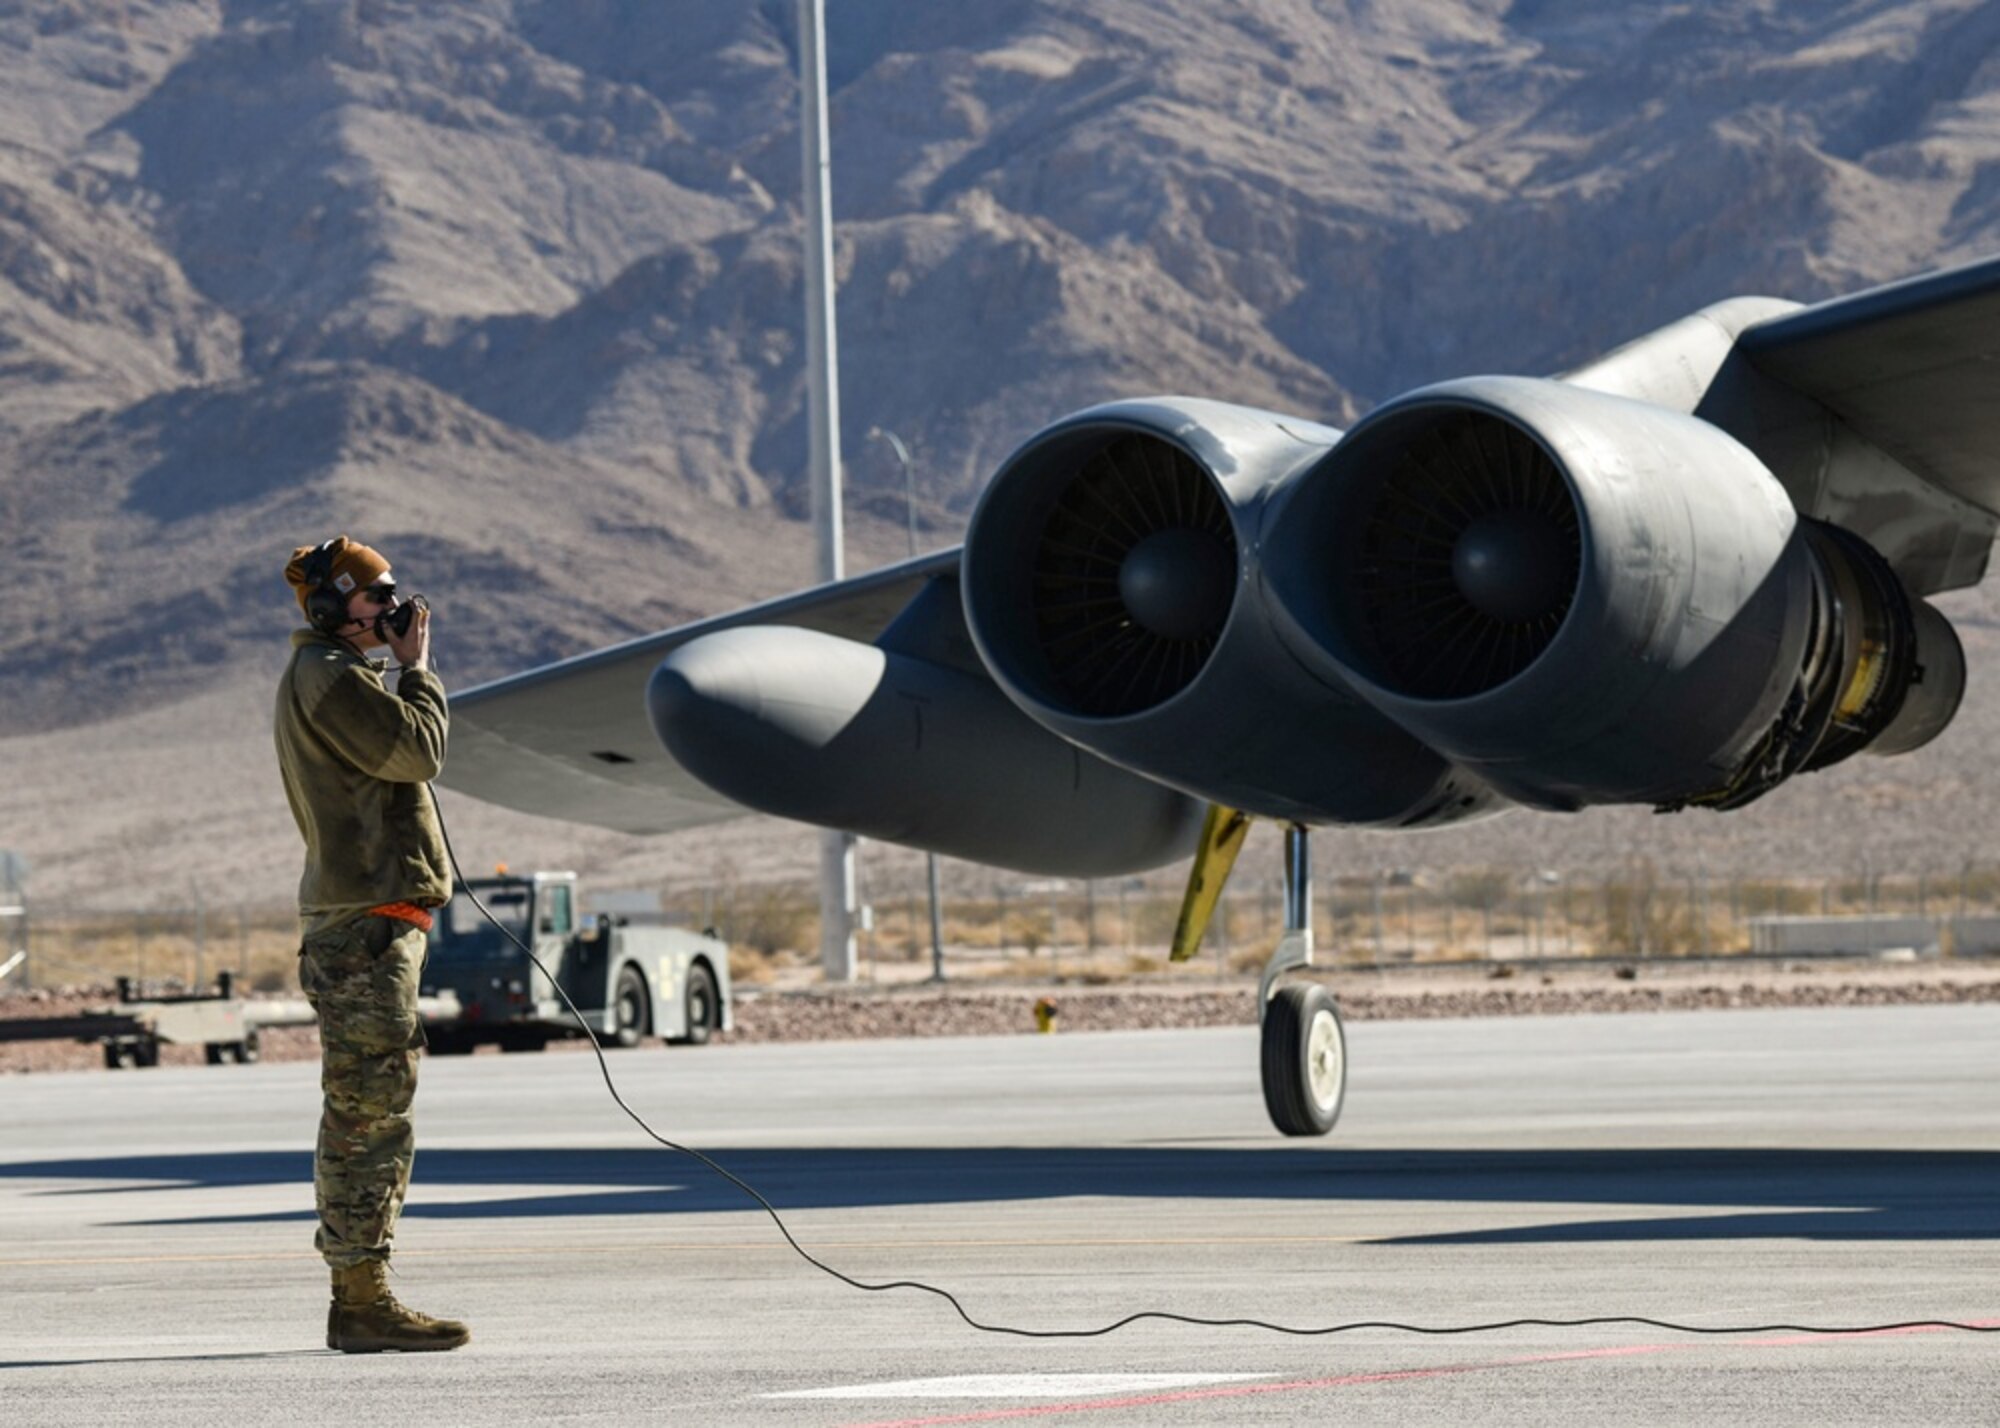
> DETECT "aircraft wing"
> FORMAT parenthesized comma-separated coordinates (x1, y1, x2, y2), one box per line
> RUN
(438, 548, 962, 834)
(437, 255, 2000, 863)
(1737, 253, 2000, 529)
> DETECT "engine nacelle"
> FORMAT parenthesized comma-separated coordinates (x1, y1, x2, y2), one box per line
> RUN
(961, 398, 1501, 827)
(1262, 376, 1963, 810)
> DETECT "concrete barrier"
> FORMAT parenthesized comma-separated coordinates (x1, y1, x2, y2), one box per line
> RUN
(1947, 917, 2000, 957)
(1748, 915, 1940, 959)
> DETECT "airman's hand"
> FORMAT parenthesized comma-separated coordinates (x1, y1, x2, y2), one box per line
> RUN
(387, 600, 430, 672)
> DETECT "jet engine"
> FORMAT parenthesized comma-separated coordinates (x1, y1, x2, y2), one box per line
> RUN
(961, 398, 1501, 827)
(1261, 376, 1964, 810)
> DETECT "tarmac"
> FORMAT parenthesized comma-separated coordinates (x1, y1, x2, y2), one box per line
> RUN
(3, 1003, 1998, 1425)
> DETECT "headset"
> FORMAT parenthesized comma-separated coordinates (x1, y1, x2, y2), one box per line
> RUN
(299, 539, 352, 635)
(300, 538, 423, 642)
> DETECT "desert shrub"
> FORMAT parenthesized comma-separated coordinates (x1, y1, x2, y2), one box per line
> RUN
(730, 886, 816, 956)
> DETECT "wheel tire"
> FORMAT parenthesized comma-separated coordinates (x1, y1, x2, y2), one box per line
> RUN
(204, 1043, 227, 1066)
(677, 964, 718, 1047)
(104, 1042, 127, 1070)
(236, 1031, 261, 1065)
(610, 965, 648, 1049)
(1260, 983, 1346, 1137)
(132, 1038, 161, 1069)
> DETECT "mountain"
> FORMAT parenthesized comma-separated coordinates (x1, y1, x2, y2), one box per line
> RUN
(5, 0, 2000, 906)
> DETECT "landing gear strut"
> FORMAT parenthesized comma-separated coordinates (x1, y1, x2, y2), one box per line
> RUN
(1258, 825, 1346, 1136)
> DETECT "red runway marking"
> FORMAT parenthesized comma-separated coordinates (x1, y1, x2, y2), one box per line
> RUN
(838, 1319, 2000, 1428)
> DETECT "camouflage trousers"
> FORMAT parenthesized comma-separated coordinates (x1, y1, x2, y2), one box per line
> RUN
(299, 915, 427, 1270)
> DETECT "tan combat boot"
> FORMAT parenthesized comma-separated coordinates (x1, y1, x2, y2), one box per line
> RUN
(327, 1261, 471, 1353)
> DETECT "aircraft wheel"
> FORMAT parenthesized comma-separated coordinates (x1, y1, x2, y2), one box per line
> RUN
(610, 965, 649, 1049)
(1260, 983, 1346, 1137)
(671, 964, 718, 1046)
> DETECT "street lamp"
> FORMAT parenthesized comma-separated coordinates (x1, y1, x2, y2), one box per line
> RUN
(867, 426, 941, 980)
(869, 425, 917, 559)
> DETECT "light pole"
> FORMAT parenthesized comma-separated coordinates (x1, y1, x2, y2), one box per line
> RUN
(925, 854, 945, 983)
(797, 0, 856, 983)
(869, 425, 917, 559)
(869, 428, 945, 979)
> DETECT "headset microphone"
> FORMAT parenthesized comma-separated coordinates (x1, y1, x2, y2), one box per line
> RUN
(380, 593, 428, 642)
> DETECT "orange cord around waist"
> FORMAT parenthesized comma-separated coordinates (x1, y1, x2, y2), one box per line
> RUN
(367, 902, 435, 933)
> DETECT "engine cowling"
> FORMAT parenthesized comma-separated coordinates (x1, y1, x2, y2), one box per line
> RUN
(1261, 376, 1963, 810)
(961, 398, 1502, 827)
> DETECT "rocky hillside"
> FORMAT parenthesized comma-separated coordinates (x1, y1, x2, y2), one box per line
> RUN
(6, 0, 2000, 905)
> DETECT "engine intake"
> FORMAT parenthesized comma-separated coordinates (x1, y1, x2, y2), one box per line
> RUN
(963, 398, 1504, 827)
(1023, 431, 1237, 717)
(964, 400, 1286, 727)
(1264, 376, 1962, 811)
(1347, 411, 1582, 699)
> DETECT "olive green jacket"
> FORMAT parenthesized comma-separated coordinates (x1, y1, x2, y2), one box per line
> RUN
(275, 629, 452, 930)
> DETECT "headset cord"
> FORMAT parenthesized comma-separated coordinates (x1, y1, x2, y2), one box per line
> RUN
(427, 786, 1995, 1341)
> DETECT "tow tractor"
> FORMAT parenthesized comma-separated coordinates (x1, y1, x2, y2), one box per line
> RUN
(421, 871, 730, 1054)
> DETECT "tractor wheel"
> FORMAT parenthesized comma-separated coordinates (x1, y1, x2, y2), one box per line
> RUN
(610, 965, 649, 1049)
(672, 964, 719, 1046)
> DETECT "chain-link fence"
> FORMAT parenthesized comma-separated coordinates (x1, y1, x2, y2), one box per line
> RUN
(13, 904, 301, 996)
(660, 862, 2000, 985)
(13, 863, 1998, 996)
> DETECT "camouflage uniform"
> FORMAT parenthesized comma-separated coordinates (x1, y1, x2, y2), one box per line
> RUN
(298, 914, 427, 1268)
(275, 627, 450, 1270)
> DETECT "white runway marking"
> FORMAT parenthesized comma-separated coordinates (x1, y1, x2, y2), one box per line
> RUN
(766, 1373, 1277, 1400)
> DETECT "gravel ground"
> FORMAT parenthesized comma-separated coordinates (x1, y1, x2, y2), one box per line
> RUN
(6, 959, 2000, 1076)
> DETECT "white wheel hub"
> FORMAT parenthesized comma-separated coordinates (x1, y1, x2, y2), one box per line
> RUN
(1305, 1007, 1343, 1108)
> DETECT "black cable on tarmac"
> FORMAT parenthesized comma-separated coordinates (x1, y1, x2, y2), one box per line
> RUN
(429, 783, 1996, 1342)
